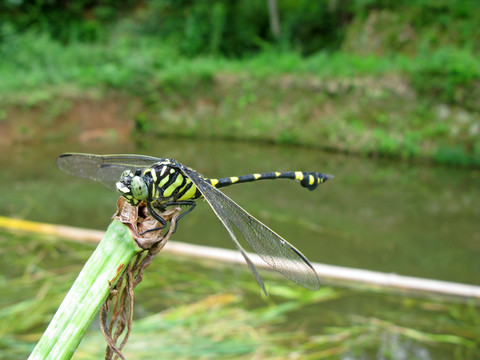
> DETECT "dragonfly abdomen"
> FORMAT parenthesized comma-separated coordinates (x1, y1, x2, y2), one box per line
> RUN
(208, 171, 333, 191)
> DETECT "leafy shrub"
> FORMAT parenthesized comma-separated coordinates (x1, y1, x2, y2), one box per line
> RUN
(433, 145, 473, 166)
(0, 0, 137, 43)
(411, 47, 480, 109)
(101, 0, 351, 57)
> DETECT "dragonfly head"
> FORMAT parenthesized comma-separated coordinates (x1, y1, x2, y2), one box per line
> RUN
(116, 169, 148, 205)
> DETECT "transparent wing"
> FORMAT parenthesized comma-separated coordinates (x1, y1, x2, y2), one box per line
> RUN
(57, 153, 163, 190)
(182, 167, 320, 292)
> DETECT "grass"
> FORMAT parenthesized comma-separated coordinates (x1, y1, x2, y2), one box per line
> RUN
(1, 27, 480, 167)
(0, 33, 414, 97)
(1, 228, 480, 359)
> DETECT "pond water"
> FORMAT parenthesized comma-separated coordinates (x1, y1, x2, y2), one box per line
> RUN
(1, 136, 479, 359)
(1, 137, 479, 285)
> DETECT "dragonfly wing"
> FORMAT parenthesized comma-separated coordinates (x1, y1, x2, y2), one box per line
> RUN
(57, 153, 162, 190)
(182, 167, 320, 292)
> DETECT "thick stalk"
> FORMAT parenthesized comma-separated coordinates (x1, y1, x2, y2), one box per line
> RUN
(29, 220, 141, 360)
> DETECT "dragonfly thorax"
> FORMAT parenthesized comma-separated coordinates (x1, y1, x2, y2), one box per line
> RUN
(116, 169, 149, 205)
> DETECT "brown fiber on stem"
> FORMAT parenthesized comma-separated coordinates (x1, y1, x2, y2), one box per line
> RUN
(101, 198, 181, 360)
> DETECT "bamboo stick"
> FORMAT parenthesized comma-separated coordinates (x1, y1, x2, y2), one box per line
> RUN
(1, 216, 479, 300)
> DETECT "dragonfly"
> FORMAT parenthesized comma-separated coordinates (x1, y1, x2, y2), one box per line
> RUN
(57, 153, 333, 293)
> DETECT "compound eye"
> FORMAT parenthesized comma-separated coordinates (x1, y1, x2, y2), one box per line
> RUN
(131, 176, 148, 200)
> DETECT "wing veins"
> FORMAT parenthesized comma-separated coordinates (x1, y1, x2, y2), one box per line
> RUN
(57, 153, 163, 190)
(182, 167, 320, 291)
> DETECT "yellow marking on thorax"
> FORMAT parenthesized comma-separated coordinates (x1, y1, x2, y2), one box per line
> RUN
(210, 179, 219, 187)
(308, 174, 315, 185)
(159, 166, 167, 177)
(230, 177, 239, 183)
(163, 174, 184, 197)
(275, 172, 281, 177)
(178, 183, 197, 201)
(149, 169, 157, 182)
(143, 169, 158, 199)
(158, 174, 171, 188)
(176, 179, 193, 198)
(253, 173, 261, 179)
(295, 171, 304, 181)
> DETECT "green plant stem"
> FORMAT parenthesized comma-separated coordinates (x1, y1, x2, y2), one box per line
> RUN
(28, 219, 141, 360)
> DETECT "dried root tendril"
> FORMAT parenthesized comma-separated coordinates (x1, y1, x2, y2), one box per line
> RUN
(100, 198, 181, 360)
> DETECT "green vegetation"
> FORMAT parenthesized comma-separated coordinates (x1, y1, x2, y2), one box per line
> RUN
(1, 229, 479, 359)
(1, 0, 479, 166)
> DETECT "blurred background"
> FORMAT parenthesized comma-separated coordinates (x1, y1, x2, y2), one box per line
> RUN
(0, 1, 479, 359)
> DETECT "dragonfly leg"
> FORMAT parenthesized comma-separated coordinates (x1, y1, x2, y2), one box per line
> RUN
(163, 200, 196, 233)
(140, 200, 196, 235)
(138, 202, 168, 235)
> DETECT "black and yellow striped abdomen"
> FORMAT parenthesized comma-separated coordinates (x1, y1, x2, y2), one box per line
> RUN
(146, 159, 333, 205)
(207, 171, 333, 191)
